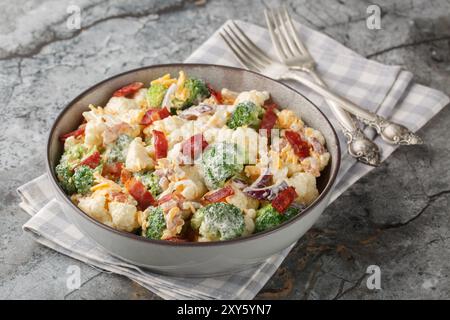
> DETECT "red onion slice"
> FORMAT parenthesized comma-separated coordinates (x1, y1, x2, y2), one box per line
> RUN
(231, 178, 248, 189)
(244, 180, 289, 201)
(250, 168, 272, 189)
(179, 104, 215, 119)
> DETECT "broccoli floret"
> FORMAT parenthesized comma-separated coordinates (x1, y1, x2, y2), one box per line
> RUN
(201, 142, 244, 190)
(144, 207, 166, 240)
(134, 172, 162, 196)
(254, 204, 284, 233)
(283, 205, 301, 221)
(171, 77, 210, 110)
(56, 142, 91, 194)
(227, 101, 263, 129)
(254, 204, 302, 233)
(63, 144, 86, 161)
(184, 78, 210, 107)
(147, 83, 167, 108)
(191, 203, 245, 241)
(59, 143, 89, 169)
(106, 134, 133, 163)
(73, 165, 94, 195)
(55, 163, 76, 194)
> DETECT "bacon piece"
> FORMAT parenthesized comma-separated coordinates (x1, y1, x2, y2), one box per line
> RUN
(79, 151, 101, 169)
(158, 107, 171, 119)
(181, 134, 208, 160)
(125, 178, 157, 210)
(102, 162, 123, 180)
(158, 193, 174, 205)
(141, 109, 158, 125)
(120, 169, 157, 209)
(271, 186, 298, 213)
(207, 84, 222, 104)
(141, 107, 170, 125)
(112, 82, 143, 98)
(285, 130, 310, 159)
(158, 192, 185, 205)
(263, 102, 279, 110)
(203, 185, 235, 203)
(153, 130, 168, 159)
(59, 124, 86, 142)
(259, 106, 277, 139)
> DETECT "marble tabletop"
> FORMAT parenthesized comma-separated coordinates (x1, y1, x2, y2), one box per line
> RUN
(1, 0, 449, 300)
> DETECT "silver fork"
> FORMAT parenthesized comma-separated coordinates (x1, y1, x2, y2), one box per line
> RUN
(219, 22, 423, 150)
(264, 7, 380, 166)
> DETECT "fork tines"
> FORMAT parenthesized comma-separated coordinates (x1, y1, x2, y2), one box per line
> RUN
(219, 21, 273, 72)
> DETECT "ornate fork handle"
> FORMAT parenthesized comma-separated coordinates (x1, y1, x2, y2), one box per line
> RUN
(298, 70, 381, 166)
(283, 71, 423, 145)
(357, 115, 423, 145)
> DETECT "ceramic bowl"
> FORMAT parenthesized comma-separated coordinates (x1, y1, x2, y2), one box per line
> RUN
(46, 63, 340, 276)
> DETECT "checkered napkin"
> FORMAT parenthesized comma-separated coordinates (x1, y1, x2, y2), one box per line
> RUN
(18, 20, 449, 299)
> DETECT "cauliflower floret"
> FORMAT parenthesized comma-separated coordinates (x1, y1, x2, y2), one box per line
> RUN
(304, 127, 325, 145)
(82, 105, 104, 123)
(231, 127, 259, 165)
(226, 183, 259, 211)
(166, 142, 183, 163)
(267, 150, 290, 183)
(163, 120, 202, 148)
(279, 144, 304, 176)
(242, 208, 256, 236)
(221, 88, 239, 105)
(287, 172, 319, 205)
(234, 90, 270, 107)
(78, 194, 112, 225)
(277, 109, 304, 130)
(102, 122, 140, 144)
(108, 201, 139, 232)
(207, 108, 230, 127)
(125, 137, 154, 172)
(146, 115, 186, 135)
(105, 96, 140, 114)
(300, 156, 321, 177)
(116, 109, 145, 125)
(318, 152, 331, 171)
(133, 88, 148, 108)
(84, 121, 106, 147)
(175, 166, 207, 200)
(173, 179, 199, 200)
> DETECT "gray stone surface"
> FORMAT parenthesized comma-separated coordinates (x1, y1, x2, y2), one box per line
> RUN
(0, 0, 449, 300)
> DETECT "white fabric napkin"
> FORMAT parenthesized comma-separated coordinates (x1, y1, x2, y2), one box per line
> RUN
(18, 20, 449, 299)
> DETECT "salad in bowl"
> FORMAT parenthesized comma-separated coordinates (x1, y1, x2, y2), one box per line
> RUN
(55, 70, 330, 243)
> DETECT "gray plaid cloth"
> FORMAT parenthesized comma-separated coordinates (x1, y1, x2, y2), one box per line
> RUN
(18, 20, 449, 299)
